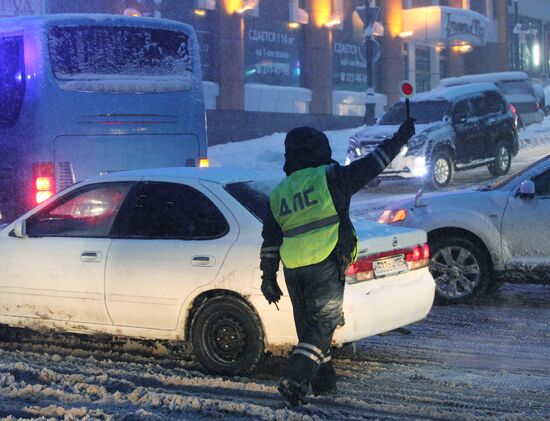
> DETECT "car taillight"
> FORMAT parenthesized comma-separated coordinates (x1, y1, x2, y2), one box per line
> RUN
(509, 104, 519, 128)
(33, 162, 55, 204)
(405, 243, 430, 270)
(346, 243, 429, 284)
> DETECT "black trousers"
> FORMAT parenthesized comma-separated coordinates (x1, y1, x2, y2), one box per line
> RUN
(282, 256, 344, 389)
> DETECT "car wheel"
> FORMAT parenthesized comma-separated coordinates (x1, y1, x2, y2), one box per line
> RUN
(191, 295, 264, 375)
(429, 236, 491, 305)
(488, 142, 512, 176)
(367, 177, 382, 188)
(426, 150, 454, 189)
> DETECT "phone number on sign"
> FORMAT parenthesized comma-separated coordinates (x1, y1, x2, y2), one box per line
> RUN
(340, 72, 367, 83)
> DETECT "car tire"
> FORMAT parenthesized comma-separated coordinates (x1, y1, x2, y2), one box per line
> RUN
(428, 236, 491, 305)
(488, 142, 512, 177)
(191, 295, 264, 375)
(426, 149, 454, 189)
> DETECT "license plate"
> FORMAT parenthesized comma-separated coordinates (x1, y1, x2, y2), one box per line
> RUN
(373, 255, 408, 278)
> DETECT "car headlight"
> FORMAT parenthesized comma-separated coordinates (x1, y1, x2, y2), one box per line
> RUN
(408, 134, 427, 150)
(412, 156, 428, 177)
(378, 208, 408, 224)
(347, 138, 362, 158)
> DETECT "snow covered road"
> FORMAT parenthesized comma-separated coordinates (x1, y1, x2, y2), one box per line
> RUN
(0, 122, 548, 419)
(0, 283, 547, 420)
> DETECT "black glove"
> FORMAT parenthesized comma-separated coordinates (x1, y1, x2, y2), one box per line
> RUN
(397, 117, 416, 141)
(261, 276, 283, 304)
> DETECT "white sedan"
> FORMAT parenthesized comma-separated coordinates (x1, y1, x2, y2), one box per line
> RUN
(0, 168, 435, 374)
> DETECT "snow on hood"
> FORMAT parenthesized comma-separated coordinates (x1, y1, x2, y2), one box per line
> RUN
(351, 123, 441, 143)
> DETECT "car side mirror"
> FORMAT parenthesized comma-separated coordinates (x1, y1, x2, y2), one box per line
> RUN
(9, 219, 26, 238)
(517, 180, 536, 199)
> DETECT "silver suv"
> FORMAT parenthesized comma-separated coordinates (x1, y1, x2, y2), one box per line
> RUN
(439, 71, 544, 128)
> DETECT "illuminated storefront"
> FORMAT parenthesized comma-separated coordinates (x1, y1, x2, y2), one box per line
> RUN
(2, 0, 535, 143)
(401, 5, 492, 92)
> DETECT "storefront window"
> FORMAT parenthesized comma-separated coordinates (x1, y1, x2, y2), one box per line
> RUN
(415, 45, 431, 92)
(469, 0, 485, 15)
(244, 16, 301, 87)
(411, 0, 435, 8)
(331, 1, 368, 91)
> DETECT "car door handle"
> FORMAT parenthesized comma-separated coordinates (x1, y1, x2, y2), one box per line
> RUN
(192, 255, 215, 267)
(80, 251, 103, 262)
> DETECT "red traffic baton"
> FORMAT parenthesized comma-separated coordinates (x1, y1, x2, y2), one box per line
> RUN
(400, 80, 415, 119)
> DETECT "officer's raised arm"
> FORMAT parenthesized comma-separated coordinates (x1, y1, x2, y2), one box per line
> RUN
(332, 117, 416, 196)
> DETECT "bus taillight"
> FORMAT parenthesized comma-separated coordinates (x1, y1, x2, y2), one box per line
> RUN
(33, 162, 55, 204)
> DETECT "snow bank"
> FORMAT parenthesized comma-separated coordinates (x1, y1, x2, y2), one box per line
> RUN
(520, 115, 550, 148)
(209, 127, 360, 174)
(210, 116, 550, 173)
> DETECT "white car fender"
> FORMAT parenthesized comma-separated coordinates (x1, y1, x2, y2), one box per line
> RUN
(407, 206, 504, 270)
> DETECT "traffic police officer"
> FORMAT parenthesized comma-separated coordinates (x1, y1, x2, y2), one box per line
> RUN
(260, 119, 415, 406)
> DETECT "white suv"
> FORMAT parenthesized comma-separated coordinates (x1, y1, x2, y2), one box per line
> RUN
(378, 155, 550, 304)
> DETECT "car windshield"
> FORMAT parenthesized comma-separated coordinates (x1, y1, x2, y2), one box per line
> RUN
(379, 100, 449, 125)
(478, 155, 550, 190)
(224, 179, 281, 222)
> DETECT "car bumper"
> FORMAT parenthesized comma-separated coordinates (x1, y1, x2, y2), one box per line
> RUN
(367, 153, 429, 179)
(333, 267, 435, 344)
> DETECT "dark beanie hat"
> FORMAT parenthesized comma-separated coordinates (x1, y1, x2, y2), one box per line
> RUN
(283, 127, 334, 175)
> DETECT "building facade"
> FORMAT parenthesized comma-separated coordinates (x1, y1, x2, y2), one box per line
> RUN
(2, 0, 548, 143)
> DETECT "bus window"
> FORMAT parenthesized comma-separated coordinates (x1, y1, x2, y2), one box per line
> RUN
(48, 26, 193, 93)
(0, 36, 25, 128)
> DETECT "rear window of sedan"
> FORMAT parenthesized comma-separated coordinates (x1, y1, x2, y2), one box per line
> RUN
(225, 180, 280, 222)
(380, 100, 449, 125)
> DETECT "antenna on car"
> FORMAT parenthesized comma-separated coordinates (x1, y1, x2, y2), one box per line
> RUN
(414, 189, 427, 208)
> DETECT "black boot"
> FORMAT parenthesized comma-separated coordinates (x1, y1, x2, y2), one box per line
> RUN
(278, 352, 318, 406)
(278, 377, 308, 407)
(311, 360, 337, 396)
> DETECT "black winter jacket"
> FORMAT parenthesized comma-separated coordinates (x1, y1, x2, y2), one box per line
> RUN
(260, 131, 409, 280)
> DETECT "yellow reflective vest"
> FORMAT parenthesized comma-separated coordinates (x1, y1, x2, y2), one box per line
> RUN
(269, 165, 340, 269)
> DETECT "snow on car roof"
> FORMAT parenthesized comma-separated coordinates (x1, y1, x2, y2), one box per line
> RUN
(86, 166, 278, 185)
(0, 13, 193, 33)
(439, 71, 529, 87)
(411, 83, 499, 102)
